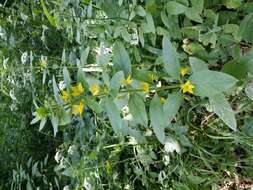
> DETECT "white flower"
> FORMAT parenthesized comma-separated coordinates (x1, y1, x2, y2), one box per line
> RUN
(83, 178, 91, 190)
(59, 81, 66, 90)
(54, 151, 62, 163)
(21, 51, 28, 64)
(164, 139, 180, 154)
(67, 145, 77, 155)
(63, 186, 70, 190)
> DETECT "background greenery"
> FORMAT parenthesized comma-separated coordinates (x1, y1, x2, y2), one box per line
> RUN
(0, 0, 253, 189)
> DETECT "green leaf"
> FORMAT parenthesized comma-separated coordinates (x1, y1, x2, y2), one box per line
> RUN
(129, 93, 148, 126)
(191, 0, 204, 13)
(239, 13, 253, 43)
(189, 57, 208, 72)
(59, 110, 71, 126)
(146, 13, 156, 33)
(110, 71, 124, 95)
(163, 91, 182, 123)
(40, 0, 57, 27)
(39, 118, 47, 131)
(85, 97, 102, 114)
(224, 0, 242, 9)
(113, 42, 131, 76)
(150, 94, 167, 144)
(245, 82, 253, 101)
(87, 0, 93, 18)
(185, 8, 203, 23)
(77, 67, 89, 89)
(104, 97, 123, 133)
(165, 1, 187, 15)
(80, 47, 90, 65)
(50, 115, 59, 137)
(135, 5, 146, 17)
(52, 76, 63, 104)
(63, 66, 71, 90)
(190, 70, 238, 97)
(162, 36, 180, 80)
(209, 93, 237, 131)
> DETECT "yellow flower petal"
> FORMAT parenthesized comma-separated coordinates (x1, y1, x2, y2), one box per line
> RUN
(91, 83, 100, 95)
(180, 80, 195, 94)
(140, 82, 149, 94)
(72, 100, 84, 115)
(180, 67, 189, 76)
(71, 83, 84, 97)
(60, 90, 70, 103)
(122, 75, 133, 86)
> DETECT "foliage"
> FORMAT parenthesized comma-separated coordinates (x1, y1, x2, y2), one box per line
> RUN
(0, 0, 253, 189)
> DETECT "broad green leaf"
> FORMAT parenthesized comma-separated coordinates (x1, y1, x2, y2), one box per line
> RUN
(135, 5, 146, 17)
(224, 0, 242, 9)
(110, 71, 124, 94)
(125, 125, 147, 143)
(209, 93, 237, 131)
(163, 92, 183, 123)
(191, 0, 204, 13)
(146, 13, 156, 33)
(63, 66, 71, 90)
(150, 94, 167, 144)
(129, 94, 148, 126)
(222, 60, 248, 80)
(166, 1, 187, 15)
(239, 13, 253, 43)
(185, 8, 203, 23)
(113, 42, 131, 76)
(40, 0, 57, 27)
(162, 36, 180, 80)
(190, 70, 238, 97)
(104, 98, 123, 133)
(245, 82, 253, 101)
(189, 57, 208, 72)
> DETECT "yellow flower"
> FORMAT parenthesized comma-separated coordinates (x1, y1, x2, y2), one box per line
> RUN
(160, 97, 166, 104)
(91, 83, 100, 95)
(39, 59, 47, 71)
(61, 90, 70, 103)
(72, 100, 84, 115)
(180, 67, 189, 76)
(180, 80, 195, 94)
(122, 75, 133, 86)
(140, 82, 150, 94)
(71, 83, 84, 97)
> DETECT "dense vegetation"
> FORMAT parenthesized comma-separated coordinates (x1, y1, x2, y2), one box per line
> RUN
(0, 0, 253, 189)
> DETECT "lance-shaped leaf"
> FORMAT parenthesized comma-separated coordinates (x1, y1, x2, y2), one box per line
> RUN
(113, 42, 131, 76)
(63, 66, 71, 90)
(150, 94, 167, 144)
(52, 76, 63, 104)
(189, 57, 208, 73)
(129, 93, 148, 126)
(209, 93, 237, 131)
(104, 97, 123, 133)
(162, 36, 180, 80)
(189, 70, 238, 97)
(163, 91, 183, 123)
(40, 0, 57, 27)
